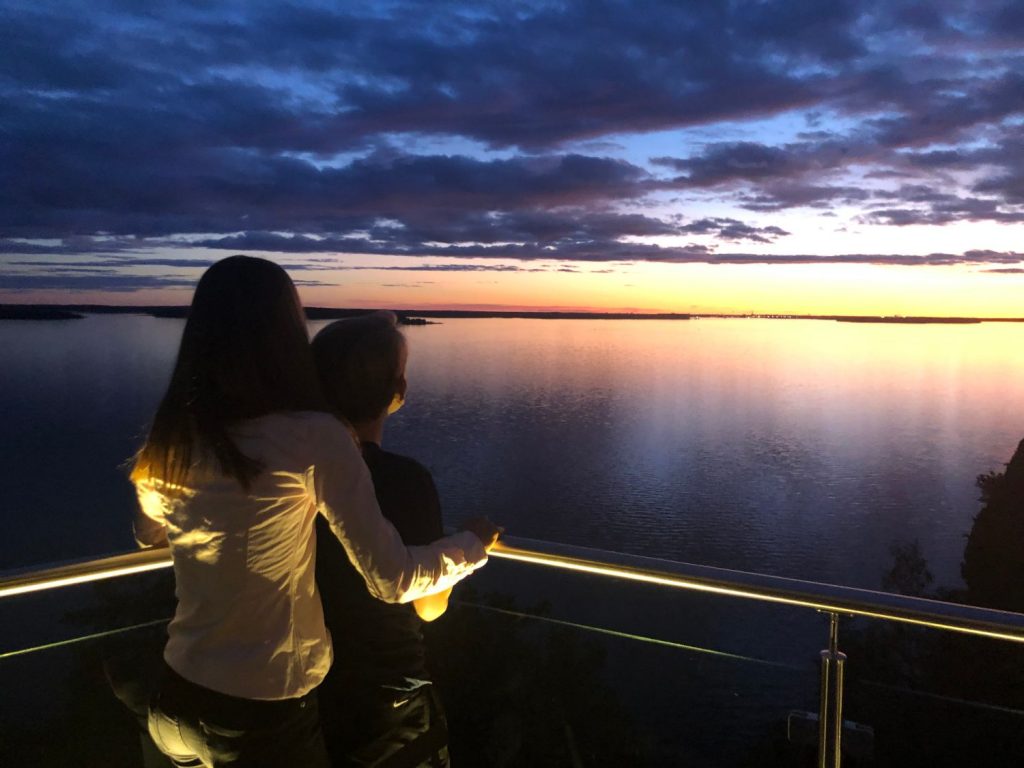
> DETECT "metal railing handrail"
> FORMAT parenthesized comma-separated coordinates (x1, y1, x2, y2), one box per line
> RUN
(4, 535, 1024, 643)
(492, 536, 1024, 643)
(0, 547, 174, 599)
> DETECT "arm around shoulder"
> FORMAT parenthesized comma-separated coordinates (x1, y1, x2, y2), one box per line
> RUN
(312, 418, 488, 604)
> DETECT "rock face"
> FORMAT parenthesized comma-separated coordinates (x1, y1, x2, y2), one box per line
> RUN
(961, 439, 1024, 612)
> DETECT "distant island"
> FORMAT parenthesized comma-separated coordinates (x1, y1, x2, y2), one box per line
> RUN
(834, 316, 982, 324)
(3, 305, 1024, 324)
(0, 306, 84, 320)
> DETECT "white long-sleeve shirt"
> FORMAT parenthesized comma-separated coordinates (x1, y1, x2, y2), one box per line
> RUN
(134, 410, 487, 701)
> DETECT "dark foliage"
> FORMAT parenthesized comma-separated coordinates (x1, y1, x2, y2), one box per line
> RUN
(839, 440, 1024, 765)
(962, 439, 1024, 612)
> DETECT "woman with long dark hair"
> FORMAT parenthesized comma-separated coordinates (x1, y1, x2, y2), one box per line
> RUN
(132, 256, 497, 767)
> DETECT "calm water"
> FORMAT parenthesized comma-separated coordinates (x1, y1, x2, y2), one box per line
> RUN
(2, 315, 1023, 592)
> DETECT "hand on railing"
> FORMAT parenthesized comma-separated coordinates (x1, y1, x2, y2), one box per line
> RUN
(460, 516, 503, 551)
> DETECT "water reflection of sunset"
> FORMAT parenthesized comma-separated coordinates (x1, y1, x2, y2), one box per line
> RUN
(4, 314, 1024, 589)
(385, 318, 1024, 588)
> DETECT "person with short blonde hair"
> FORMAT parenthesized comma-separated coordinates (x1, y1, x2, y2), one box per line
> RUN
(312, 313, 466, 767)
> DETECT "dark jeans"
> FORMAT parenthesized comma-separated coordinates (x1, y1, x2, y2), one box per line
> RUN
(148, 664, 330, 768)
(105, 640, 174, 768)
(321, 682, 450, 768)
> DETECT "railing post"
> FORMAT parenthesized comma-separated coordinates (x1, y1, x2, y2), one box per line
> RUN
(817, 647, 831, 767)
(817, 612, 845, 768)
(833, 647, 847, 768)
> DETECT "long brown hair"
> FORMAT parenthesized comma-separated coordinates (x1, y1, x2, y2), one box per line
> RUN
(133, 255, 325, 490)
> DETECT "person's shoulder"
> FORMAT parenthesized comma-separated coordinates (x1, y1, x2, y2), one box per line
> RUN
(240, 411, 358, 458)
(365, 446, 442, 540)
(259, 410, 353, 439)
(367, 445, 434, 482)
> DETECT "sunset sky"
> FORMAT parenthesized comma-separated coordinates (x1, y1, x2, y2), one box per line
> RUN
(2, 1, 1023, 315)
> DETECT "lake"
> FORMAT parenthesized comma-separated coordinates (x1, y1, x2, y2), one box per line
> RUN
(2, 314, 1023, 593)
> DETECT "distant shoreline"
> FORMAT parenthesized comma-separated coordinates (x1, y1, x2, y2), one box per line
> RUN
(0, 306, 85, 320)
(0, 305, 696, 322)
(1, 304, 1023, 323)
(833, 316, 982, 324)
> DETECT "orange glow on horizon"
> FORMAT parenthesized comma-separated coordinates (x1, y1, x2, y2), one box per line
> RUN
(294, 260, 1024, 318)
(5, 256, 1024, 318)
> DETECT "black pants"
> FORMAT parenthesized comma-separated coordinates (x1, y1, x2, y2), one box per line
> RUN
(148, 664, 330, 768)
(321, 682, 450, 768)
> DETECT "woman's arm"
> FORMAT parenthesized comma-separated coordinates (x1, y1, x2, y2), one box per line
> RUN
(314, 422, 492, 604)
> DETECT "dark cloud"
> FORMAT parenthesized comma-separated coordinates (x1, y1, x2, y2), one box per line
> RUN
(0, 236, 153, 255)
(860, 71, 1024, 150)
(365, 210, 678, 247)
(863, 186, 1024, 226)
(367, 264, 522, 273)
(0, 274, 199, 292)
(4, 257, 218, 269)
(325, 2, 834, 149)
(182, 204, 793, 258)
(679, 218, 790, 243)
(700, 251, 1024, 266)
(655, 127, 1024, 221)
(738, 183, 871, 211)
(972, 136, 1024, 205)
(1, 0, 1021, 269)
(186, 233, 1023, 268)
(0, 143, 649, 238)
(652, 137, 889, 212)
(0, 270, 335, 291)
(989, 2, 1024, 40)
(654, 140, 859, 187)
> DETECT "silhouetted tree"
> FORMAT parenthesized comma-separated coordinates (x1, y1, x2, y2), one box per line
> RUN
(838, 441, 1024, 766)
(881, 540, 933, 598)
(961, 439, 1024, 612)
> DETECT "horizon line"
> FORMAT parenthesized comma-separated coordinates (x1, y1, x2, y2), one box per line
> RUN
(3, 303, 1024, 323)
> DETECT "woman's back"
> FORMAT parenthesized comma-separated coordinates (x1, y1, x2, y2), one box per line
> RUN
(137, 411, 348, 699)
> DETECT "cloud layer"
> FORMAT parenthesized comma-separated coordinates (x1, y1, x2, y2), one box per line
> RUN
(2, 0, 1022, 286)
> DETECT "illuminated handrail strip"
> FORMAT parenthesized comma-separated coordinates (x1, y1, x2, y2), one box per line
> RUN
(488, 537, 1024, 643)
(0, 547, 173, 599)
(4, 536, 1024, 643)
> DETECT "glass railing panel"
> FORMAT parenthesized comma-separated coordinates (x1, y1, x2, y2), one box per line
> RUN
(5, 546, 1024, 766)
(432, 558, 826, 766)
(2, 557, 818, 766)
(839, 618, 1024, 767)
(0, 569, 176, 767)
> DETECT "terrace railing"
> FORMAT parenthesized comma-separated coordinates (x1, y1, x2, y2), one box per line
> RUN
(4, 535, 1024, 766)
